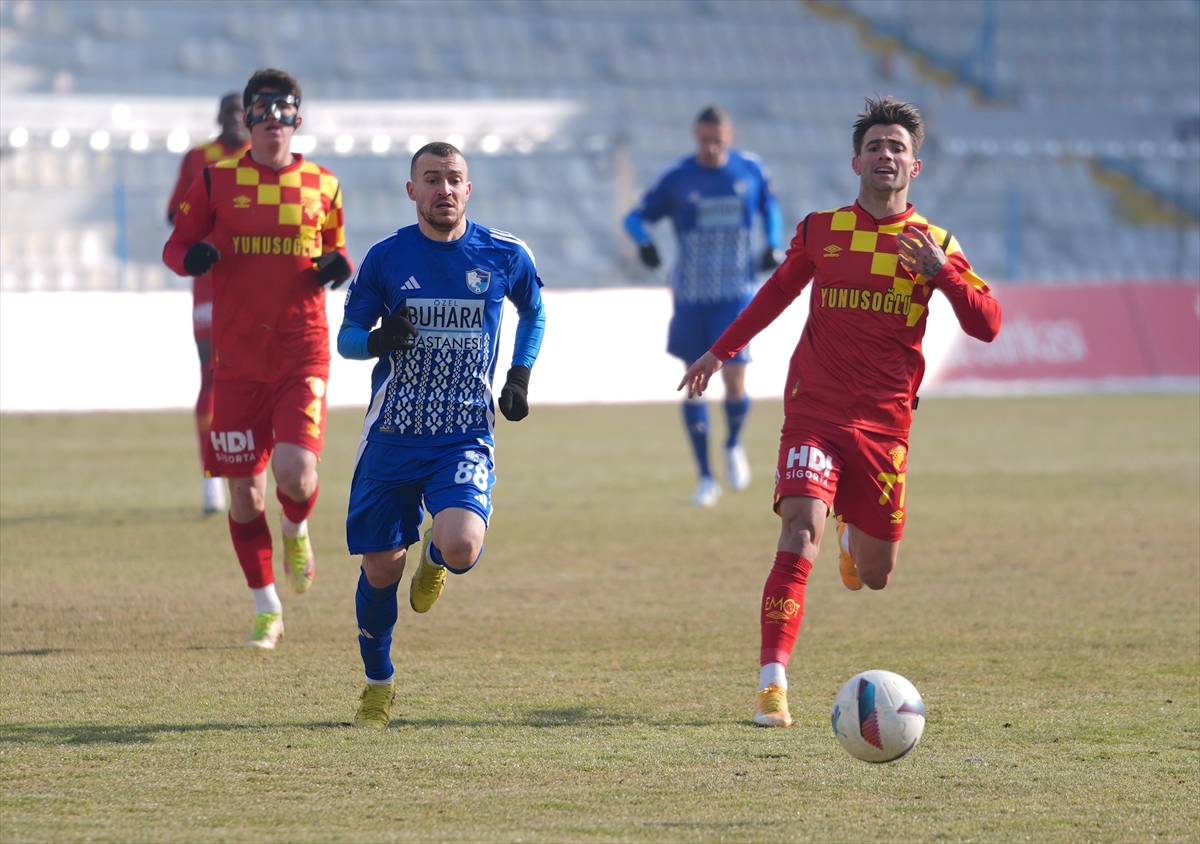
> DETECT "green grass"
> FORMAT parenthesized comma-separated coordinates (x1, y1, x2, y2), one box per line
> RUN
(1, 395, 1197, 843)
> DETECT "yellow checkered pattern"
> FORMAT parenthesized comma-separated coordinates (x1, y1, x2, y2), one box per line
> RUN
(216, 159, 343, 252)
(819, 207, 981, 327)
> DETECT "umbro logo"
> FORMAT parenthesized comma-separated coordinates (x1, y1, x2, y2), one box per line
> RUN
(824, 245, 842, 258)
(401, 276, 420, 290)
(233, 195, 251, 209)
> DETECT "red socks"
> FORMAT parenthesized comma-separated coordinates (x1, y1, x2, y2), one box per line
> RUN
(760, 552, 814, 667)
(229, 512, 273, 588)
(276, 484, 318, 525)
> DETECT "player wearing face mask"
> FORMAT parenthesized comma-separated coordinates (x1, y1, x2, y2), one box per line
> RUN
(163, 68, 352, 650)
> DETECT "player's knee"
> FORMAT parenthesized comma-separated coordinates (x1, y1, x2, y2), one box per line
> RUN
(857, 555, 894, 590)
(779, 519, 820, 557)
(229, 483, 264, 516)
(435, 535, 483, 573)
(276, 466, 318, 501)
(861, 570, 891, 590)
(362, 550, 405, 588)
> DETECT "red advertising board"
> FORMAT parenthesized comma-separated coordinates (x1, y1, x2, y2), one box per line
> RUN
(934, 282, 1200, 392)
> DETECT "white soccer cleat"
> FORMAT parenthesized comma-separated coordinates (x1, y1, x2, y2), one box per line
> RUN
(692, 476, 721, 507)
(202, 476, 227, 514)
(725, 443, 751, 491)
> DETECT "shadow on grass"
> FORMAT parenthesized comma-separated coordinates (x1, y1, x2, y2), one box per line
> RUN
(398, 705, 720, 729)
(0, 507, 214, 528)
(1, 706, 722, 745)
(0, 722, 348, 745)
(0, 649, 65, 657)
(641, 821, 777, 830)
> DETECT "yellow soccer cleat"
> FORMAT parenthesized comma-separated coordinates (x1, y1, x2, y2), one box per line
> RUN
(244, 612, 284, 649)
(754, 683, 793, 727)
(836, 520, 863, 591)
(354, 682, 396, 730)
(282, 522, 315, 595)
(409, 528, 446, 614)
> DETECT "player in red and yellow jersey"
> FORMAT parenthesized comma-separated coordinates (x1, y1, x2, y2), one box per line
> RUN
(681, 96, 1002, 727)
(164, 69, 353, 650)
(166, 93, 250, 516)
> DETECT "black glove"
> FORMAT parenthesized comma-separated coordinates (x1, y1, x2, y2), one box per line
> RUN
(183, 242, 220, 277)
(637, 243, 661, 269)
(759, 247, 785, 272)
(314, 252, 352, 288)
(366, 309, 420, 357)
(498, 365, 530, 422)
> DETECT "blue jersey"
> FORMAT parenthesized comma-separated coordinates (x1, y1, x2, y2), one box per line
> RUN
(342, 221, 543, 446)
(629, 150, 782, 305)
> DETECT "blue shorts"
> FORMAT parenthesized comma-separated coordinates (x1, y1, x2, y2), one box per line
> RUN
(346, 437, 495, 555)
(667, 295, 754, 365)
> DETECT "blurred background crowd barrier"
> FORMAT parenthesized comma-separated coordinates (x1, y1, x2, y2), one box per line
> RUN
(0, 0, 1196, 409)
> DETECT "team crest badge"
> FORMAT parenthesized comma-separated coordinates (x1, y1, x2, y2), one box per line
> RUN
(466, 268, 491, 294)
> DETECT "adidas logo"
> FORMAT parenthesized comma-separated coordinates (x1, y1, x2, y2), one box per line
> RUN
(401, 276, 420, 290)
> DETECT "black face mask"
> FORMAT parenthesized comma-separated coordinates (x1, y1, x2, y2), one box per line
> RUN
(245, 93, 300, 127)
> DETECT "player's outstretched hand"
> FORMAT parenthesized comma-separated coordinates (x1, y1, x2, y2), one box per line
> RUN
(366, 309, 419, 356)
(183, 242, 220, 277)
(897, 227, 947, 281)
(314, 252, 353, 288)
(638, 243, 662, 269)
(759, 247, 785, 272)
(678, 351, 723, 399)
(498, 365, 530, 421)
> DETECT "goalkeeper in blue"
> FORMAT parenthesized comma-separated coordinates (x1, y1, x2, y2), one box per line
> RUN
(338, 142, 545, 729)
(624, 106, 785, 507)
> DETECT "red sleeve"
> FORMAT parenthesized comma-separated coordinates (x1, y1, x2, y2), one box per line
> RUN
(167, 148, 204, 223)
(163, 171, 213, 277)
(931, 258, 1002, 342)
(710, 220, 816, 360)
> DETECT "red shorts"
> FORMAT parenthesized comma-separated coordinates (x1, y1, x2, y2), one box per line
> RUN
(773, 415, 910, 541)
(204, 372, 328, 478)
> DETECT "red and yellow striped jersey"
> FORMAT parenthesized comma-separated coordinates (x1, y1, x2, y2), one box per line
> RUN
(166, 138, 250, 223)
(712, 201, 1001, 435)
(163, 152, 350, 382)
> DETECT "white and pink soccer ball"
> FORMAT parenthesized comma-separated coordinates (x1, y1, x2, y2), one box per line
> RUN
(832, 670, 926, 763)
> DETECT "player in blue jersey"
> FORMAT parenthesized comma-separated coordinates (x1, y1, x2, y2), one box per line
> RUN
(624, 106, 785, 507)
(338, 142, 546, 729)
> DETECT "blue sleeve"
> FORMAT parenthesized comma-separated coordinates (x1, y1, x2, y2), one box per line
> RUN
(511, 298, 545, 370)
(337, 323, 372, 360)
(623, 210, 654, 246)
(506, 241, 545, 369)
(338, 245, 386, 359)
(630, 166, 674, 229)
(765, 194, 784, 251)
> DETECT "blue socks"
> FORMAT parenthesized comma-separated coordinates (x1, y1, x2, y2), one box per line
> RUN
(724, 396, 751, 448)
(682, 401, 712, 478)
(356, 570, 398, 684)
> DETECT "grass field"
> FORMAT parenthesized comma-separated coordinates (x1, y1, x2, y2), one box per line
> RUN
(1, 395, 1197, 843)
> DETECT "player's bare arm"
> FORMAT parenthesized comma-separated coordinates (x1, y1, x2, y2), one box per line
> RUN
(897, 227, 946, 279)
(678, 351, 723, 398)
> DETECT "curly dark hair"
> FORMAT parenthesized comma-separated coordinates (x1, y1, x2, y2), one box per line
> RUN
(852, 95, 924, 156)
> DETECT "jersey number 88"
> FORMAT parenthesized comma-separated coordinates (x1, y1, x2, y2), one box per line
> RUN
(454, 451, 490, 491)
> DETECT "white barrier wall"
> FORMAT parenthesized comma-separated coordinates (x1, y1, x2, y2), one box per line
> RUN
(0, 288, 960, 412)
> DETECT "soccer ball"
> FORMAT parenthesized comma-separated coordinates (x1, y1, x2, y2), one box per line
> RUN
(831, 670, 926, 763)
